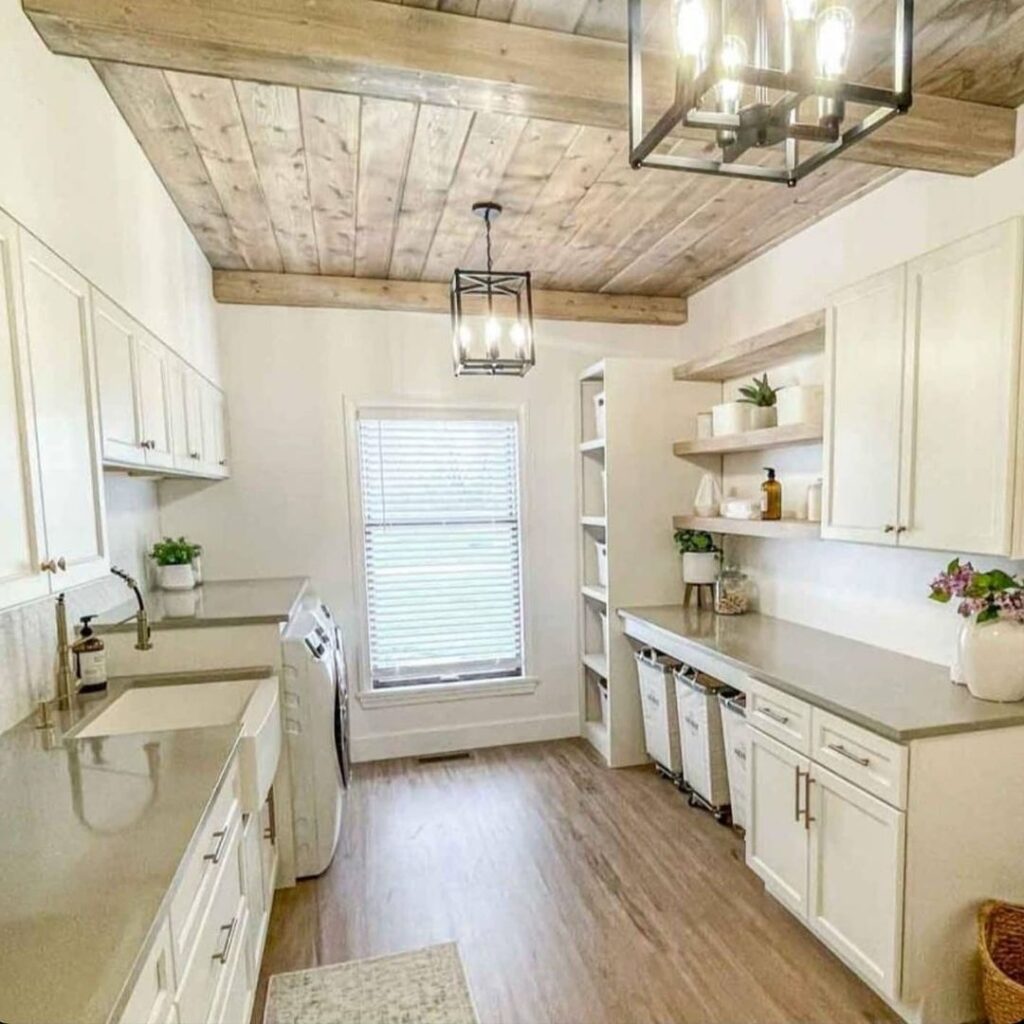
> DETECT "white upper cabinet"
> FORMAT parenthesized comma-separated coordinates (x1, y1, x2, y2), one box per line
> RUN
(824, 218, 1024, 557)
(900, 221, 1023, 556)
(822, 266, 906, 546)
(93, 291, 142, 464)
(19, 233, 108, 590)
(135, 327, 174, 471)
(167, 356, 191, 471)
(201, 381, 230, 478)
(0, 211, 49, 608)
(184, 370, 205, 471)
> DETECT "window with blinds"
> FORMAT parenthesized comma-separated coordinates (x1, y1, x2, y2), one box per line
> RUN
(357, 411, 524, 689)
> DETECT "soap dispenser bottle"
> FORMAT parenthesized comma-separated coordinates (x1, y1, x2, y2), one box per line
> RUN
(761, 467, 782, 521)
(72, 615, 107, 694)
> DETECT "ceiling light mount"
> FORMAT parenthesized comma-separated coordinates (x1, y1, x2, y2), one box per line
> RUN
(450, 202, 535, 378)
(627, 0, 914, 186)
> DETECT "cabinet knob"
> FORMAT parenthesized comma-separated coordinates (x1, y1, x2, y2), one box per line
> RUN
(190, 451, 200, 460)
(896, 525, 907, 534)
(56, 556, 67, 572)
(40, 558, 57, 573)
(218, 459, 226, 466)
(141, 439, 155, 450)
(884, 525, 895, 533)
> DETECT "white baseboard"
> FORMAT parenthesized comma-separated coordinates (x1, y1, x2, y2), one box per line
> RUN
(350, 712, 581, 763)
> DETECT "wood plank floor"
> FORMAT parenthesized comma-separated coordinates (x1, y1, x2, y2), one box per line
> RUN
(253, 739, 899, 1024)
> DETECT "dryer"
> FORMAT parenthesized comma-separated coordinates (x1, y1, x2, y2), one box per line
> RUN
(282, 604, 349, 878)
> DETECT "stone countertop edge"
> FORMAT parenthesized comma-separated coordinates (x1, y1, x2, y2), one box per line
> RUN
(94, 576, 310, 634)
(617, 606, 1024, 743)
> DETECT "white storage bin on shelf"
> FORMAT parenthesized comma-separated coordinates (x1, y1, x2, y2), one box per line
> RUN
(719, 691, 749, 831)
(634, 648, 683, 776)
(674, 667, 732, 822)
(593, 391, 606, 438)
(594, 540, 608, 588)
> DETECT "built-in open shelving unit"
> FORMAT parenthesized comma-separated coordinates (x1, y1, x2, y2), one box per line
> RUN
(577, 357, 719, 768)
(672, 311, 826, 541)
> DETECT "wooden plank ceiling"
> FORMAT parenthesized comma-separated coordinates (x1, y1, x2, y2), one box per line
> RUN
(29, 0, 1024, 315)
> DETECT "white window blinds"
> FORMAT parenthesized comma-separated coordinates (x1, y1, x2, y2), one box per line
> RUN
(357, 412, 524, 688)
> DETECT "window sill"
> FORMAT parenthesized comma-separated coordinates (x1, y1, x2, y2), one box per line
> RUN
(357, 676, 539, 709)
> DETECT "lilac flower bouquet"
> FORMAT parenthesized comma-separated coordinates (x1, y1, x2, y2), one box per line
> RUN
(929, 558, 1024, 625)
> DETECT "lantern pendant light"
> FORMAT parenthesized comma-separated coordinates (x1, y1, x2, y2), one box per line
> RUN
(450, 202, 535, 377)
(627, 0, 914, 186)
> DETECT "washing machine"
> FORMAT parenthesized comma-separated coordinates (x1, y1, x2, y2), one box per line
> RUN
(282, 602, 350, 878)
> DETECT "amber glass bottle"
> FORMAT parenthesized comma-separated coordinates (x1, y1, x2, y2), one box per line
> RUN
(761, 467, 782, 521)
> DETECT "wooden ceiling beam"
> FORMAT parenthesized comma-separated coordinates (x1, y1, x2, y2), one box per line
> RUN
(212, 270, 688, 325)
(24, 0, 1016, 178)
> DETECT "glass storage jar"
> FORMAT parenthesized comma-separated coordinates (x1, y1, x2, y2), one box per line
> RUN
(715, 566, 751, 616)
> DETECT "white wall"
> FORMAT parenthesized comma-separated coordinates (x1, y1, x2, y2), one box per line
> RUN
(159, 305, 683, 760)
(0, 0, 219, 382)
(681, 152, 1024, 667)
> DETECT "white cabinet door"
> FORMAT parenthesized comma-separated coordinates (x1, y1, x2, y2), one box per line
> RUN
(166, 357, 191, 472)
(20, 233, 108, 589)
(747, 729, 810, 918)
(183, 370, 205, 471)
(822, 265, 906, 545)
(136, 329, 174, 471)
(900, 220, 1023, 555)
(0, 212, 49, 608)
(92, 291, 143, 466)
(201, 380, 229, 478)
(808, 764, 906, 999)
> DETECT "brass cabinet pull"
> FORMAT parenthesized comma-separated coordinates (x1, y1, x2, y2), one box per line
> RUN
(212, 917, 237, 964)
(827, 742, 870, 767)
(203, 828, 228, 864)
(40, 558, 57, 573)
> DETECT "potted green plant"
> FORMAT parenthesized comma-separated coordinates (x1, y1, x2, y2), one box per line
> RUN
(150, 536, 201, 591)
(930, 559, 1024, 702)
(674, 529, 721, 585)
(738, 373, 778, 430)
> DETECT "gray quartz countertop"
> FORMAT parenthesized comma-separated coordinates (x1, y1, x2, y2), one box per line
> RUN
(95, 575, 308, 633)
(0, 681, 245, 1024)
(618, 605, 1024, 741)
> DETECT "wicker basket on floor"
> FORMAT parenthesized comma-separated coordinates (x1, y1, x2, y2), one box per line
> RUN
(979, 900, 1024, 1024)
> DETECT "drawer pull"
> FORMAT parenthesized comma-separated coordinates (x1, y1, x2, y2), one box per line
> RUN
(804, 773, 815, 831)
(212, 917, 237, 965)
(203, 828, 228, 864)
(794, 766, 804, 822)
(757, 705, 790, 726)
(684, 716, 699, 730)
(827, 742, 870, 767)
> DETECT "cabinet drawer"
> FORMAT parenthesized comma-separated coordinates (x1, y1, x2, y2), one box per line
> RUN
(176, 820, 244, 1024)
(119, 920, 175, 1024)
(170, 759, 240, 966)
(811, 708, 908, 810)
(748, 680, 811, 754)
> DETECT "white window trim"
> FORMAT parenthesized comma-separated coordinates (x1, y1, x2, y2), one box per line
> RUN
(343, 397, 534, 704)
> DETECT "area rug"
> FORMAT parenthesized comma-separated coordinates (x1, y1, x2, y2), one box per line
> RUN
(264, 942, 480, 1024)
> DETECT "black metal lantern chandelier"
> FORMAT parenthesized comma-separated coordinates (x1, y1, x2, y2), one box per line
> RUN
(450, 202, 535, 377)
(628, 0, 914, 186)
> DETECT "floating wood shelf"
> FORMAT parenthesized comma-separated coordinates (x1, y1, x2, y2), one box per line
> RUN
(581, 584, 608, 605)
(580, 515, 607, 529)
(673, 515, 822, 541)
(579, 438, 606, 454)
(673, 422, 823, 457)
(673, 310, 826, 382)
(583, 653, 609, 678)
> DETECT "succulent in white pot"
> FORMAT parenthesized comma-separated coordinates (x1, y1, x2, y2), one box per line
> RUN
(674, 529, 721, 585)
(930, 559, 1024, 702)
(738, 373, 778, 430)
(150, 536, 201, 591)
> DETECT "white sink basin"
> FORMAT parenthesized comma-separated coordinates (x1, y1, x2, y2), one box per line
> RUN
(73, 677, 281, 814)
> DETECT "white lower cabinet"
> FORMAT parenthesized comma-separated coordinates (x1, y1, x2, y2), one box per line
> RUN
(747, 681, 906, 1004)
(118, 758, 276, 1024)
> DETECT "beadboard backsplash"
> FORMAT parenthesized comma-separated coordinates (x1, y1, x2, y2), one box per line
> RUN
(0, 474, 160, 733)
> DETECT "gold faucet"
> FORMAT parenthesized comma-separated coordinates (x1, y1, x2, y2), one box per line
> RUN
(110, 566, 153, 651)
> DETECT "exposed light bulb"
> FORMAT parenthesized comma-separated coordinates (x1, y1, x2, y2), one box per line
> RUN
(457, 322, 473, 359)
(717, 35, 748, 114)
(674, 0, 709, 62)
(509, 321, 529, 360)
(816, 6, 854, 77)
(485, 317, 502, 361)
(783, 0, 817, 22)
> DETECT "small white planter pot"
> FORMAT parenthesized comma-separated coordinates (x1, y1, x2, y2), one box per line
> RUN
(777, 385, 824, 427)
(748, 405, 778, 430)
(157, 563, 196, 591)
(959, 618, 1024, 702)
(681, 551, 720, 585)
